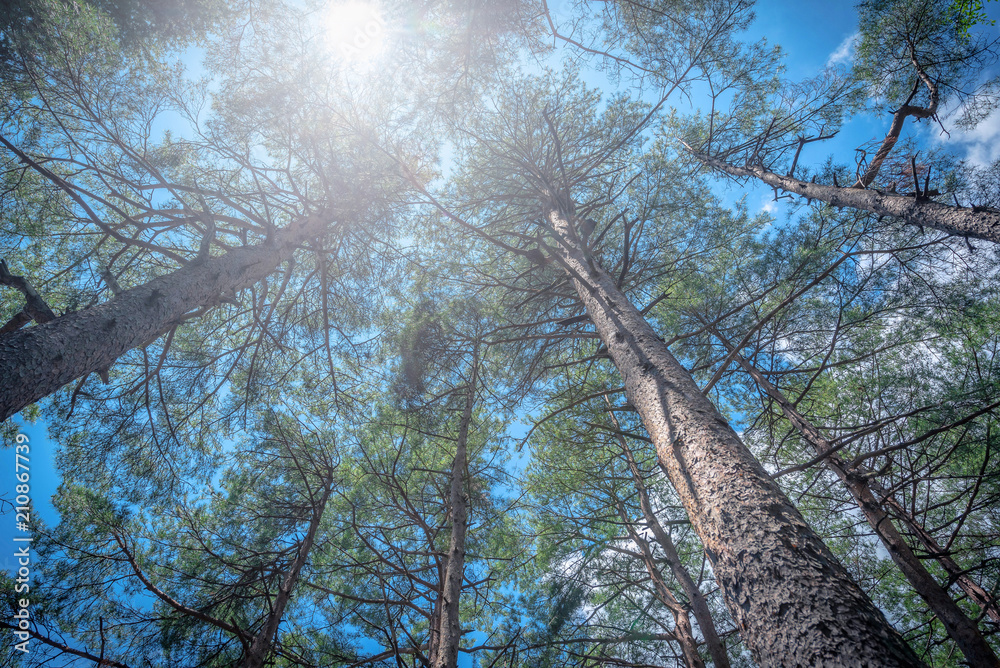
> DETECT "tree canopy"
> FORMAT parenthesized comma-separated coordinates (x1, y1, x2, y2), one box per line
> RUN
(2, 0, 1000, 667)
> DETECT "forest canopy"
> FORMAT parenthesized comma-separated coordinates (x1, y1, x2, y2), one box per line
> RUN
(1, 0, 1000, 666)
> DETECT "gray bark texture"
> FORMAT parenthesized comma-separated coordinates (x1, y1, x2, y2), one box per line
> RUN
(0, 213, 327, 422)
(697, 155, 1000, 244)
(545, 205, 925, 668)
(706, 326, 999, 667)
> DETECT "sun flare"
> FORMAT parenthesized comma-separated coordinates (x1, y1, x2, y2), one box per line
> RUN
(321, 1, 389, 63)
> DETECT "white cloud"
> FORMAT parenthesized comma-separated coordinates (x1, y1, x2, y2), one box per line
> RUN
(924, 95, 1000, 168)
(827, 32, 859, 67)
(916, 67, 1000, 166)
(759, 196, 778, 216)
(947, 107, 1000, 167)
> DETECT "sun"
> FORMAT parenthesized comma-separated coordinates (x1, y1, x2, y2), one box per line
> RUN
(321, 1, 389, 63)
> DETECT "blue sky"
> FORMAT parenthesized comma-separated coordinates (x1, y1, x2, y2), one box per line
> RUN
(1, 422, 59, 576)
(753, 1, 861, 77)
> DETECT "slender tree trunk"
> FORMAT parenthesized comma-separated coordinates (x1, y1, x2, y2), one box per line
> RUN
(606, 399, 732, 668)
(544, 204, 924, 667)
(694, 154, 1000, 244)
(878, 493, 1000, 624)
(240, 481, 332, 668)
(0, 213, 327, 422)
(854, 104, 922, 189)
(704, 325, 1000, 667)
(115, 474, 332, 668)
(629, 464, 731, 668)
(430, 359, 477, 668)
(855, 107, 908, 188)
(854, 70, 938, 188)
(616, 503, 706, 668)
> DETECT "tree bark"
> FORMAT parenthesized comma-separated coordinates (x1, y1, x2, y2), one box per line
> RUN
(695, 154, 1000, 245)
(430, 359, 477, 668)
(704, 324, 1000, 667)
(544, 204, 925, 668)
(0, 213, 327, 422)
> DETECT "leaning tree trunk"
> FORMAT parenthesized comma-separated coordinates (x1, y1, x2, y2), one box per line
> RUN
(544, 204, 925, 667)
(855, 62, 939, 189)
(430, 360, 477, 668)
(704, 325, 999, 667)
(694, 154, 1000, 244)
(0, 213, 328, 422)
(878, 493, 1000, 624)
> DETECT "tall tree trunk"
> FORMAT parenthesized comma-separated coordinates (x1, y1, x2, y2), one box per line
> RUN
(0, 213, 327, 422)
(704, 324, 1000, 667)
(694, 154, 1000, 244)
(606, 399, 732, 668)
(544, 204, 924, 667)
(240, 482, 333, 668)
(430, 358, 478, 668)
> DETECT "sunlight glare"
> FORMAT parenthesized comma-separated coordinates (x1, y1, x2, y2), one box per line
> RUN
(322, 1, 389, 64)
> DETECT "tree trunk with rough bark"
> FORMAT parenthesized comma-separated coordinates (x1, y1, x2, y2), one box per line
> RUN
(695, 154, 1000, 244)
(430, 361, 477, 668)
(704, 325, 1000, 667)
(544, 204, 924, 668)
(0, 213, 327, 422)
